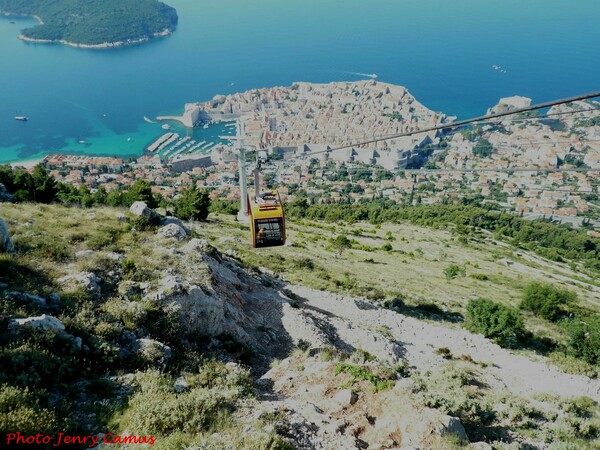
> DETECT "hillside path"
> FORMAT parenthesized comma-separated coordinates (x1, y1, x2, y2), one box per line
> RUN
(283, 285, 600, 402)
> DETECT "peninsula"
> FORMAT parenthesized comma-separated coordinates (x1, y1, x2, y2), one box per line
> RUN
(0, 0, 177, 48)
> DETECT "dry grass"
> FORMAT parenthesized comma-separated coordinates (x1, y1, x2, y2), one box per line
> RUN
(203, 214, 598, 315)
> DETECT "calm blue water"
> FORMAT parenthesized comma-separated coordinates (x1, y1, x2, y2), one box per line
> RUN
(1, 0, 599, 163)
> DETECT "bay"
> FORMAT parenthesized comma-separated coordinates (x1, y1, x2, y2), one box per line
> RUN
(0, 0, 599, 163)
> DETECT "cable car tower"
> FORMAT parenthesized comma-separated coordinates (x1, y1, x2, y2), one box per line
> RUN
(230, 120, 286, 248)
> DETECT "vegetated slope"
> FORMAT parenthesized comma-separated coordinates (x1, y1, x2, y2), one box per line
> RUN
(0, 0, 177, 46)
(1, 203, 599, 449)
(209, 213, 600, 373)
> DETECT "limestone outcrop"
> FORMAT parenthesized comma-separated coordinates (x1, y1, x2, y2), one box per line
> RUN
(0, 183, 14, 203)
(58, 272, 101, 294)
(0, 218, 14, 253)
(134, 338, 172, 365)
(157, 223, 187, 240)
(129, 201, 160, 222)
(10, 314, 65, 333)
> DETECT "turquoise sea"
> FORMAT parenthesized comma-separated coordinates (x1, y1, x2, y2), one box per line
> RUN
(1, 0, 599, 163)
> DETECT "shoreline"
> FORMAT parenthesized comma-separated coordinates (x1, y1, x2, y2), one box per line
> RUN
(17, 28, 173, 49)
(1, 10, 173, 49)
(8, 156, 46, 169)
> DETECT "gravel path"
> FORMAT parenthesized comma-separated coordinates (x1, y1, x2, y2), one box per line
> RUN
(283, 285, 600, 402)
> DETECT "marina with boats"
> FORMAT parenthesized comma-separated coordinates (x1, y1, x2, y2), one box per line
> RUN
(145, 119, 236, 162)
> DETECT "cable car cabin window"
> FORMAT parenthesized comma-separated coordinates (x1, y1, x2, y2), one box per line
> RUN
(255, 218, 284, 248)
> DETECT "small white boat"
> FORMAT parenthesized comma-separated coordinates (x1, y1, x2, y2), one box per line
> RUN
(162, 124, 171, 130)
(14, 116, 28, 122)
(79, 140, 86, 144)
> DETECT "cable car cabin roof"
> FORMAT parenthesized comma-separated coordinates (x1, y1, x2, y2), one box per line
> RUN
(249, 191, 284, 220)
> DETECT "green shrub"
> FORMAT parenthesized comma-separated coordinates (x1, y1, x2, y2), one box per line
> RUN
(436, 347, 453, 359)
(520, 282, 576, 321)
(294, 257, 315, 270)
(444, 264, 465, 281)
(381, 243, 393, 252)
(412, 366, 494, 428)
(125, 373, 226, 434)
(351, 349, 376, 363)
(0, 385, 60, 435)
(121, 259, 137, 277)
(473, 139, 493, 158)
(186, 360, 252, 393)
(465, 298, 527, 348)
(0, 336, 80, 388)
(563, 315, 600, 365)
(129, 215, 159, 232)
(173, 185, 211, 221)
(365, 287, 385, 301)
(470, 273, 489, 281)
(335, 363, 394, 392)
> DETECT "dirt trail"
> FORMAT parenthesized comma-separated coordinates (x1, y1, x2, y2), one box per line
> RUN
(282, 285, 600, 402)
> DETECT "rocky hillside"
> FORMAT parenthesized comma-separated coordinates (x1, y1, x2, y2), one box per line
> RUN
(1, 203, 599, 449)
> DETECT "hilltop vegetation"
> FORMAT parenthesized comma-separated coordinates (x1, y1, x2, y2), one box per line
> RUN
(1, 199, 599, 448)
(0, 0, 177, 46)
(1, 166, 599, 447)
(285, 198, 600, 272)
(211, 211, 600, 373)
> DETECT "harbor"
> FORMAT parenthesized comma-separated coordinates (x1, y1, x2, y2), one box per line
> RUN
(144, 117, 236, 163)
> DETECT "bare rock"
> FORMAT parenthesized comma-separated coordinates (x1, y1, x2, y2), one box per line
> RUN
(58, 272, 101, 295)
(4, 290, 47, 308)
(468, 443, 493, 450)
(129, 201, 160, 222)
(0, 218, 14, 253)
(158, 223, 187, 240)
(116, 212, 127, 221)
(162, 216, 186, 229)
(184, 238, 209, 253)
(9, 314, 82, 350)
(10, 314, 65, 332)
(167, 286, 225, 337)
(105, 252, 125, 261)
(135, 338, 172, 365)
(118, 281, 142, 297)
(48, 292, 61, 307)
(0, 183, 14, 203)
(75, 250, 95, 259)
(174, 376, 189, 393)
(433, 415, 468, 442)
(334, 389, 358, 406)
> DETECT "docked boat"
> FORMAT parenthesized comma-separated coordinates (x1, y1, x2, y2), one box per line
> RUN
(14, 116, 28, 122)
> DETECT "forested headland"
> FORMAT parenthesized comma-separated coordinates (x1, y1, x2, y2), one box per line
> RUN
(0, 0, 177, 47)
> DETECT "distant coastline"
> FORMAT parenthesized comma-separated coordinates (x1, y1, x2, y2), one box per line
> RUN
(0, 0, 177, 49)
(17, 28, 173, 49)
(8, 156, 45, 169)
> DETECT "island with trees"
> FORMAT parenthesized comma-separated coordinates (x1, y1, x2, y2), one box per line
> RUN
(0, 0, 178, 48)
